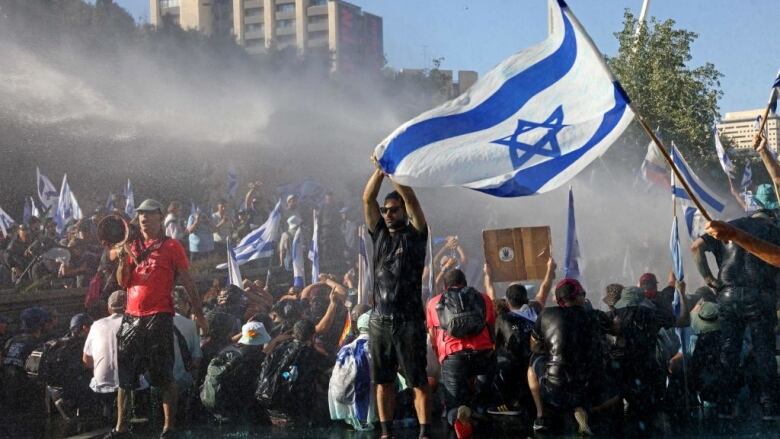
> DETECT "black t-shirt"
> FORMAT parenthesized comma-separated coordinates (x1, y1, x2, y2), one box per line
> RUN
(700, 215, 780, 289)
(532, 306, 598, 387)
(608, 305, 662, 369)
(369, 220, 427, 319)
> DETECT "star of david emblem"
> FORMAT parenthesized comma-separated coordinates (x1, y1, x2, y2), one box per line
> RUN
(492, 105, 567, 169)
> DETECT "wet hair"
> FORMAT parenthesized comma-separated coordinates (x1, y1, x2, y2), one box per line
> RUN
(494, 298, 510, 317)
(505, 284, 529, 308)
(167, 201, 181, 213)
(442, 269, 467, 289)
(293, 319, 316, 342)
(383, 191, 405, 207)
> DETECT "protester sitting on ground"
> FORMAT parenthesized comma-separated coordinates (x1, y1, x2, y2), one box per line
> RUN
(212, 285, 246, 330)
(45, 313, 94, 421)
(198, 310, 237, 388)
(528, 278, 599, 435)
(329, 311, 376, 431)
(267, 298, 302, 341)
(2, 307, 49, 411)
(426, 268, 495, 439)
(689, 301, 723, 407)
(201, 321, 271, 423)
(256, 319, 332, 423)
(83, 291, 127, 417)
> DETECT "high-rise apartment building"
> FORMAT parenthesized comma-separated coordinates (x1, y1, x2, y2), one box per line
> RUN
(150, 0, 383, 72)
(717, 109, 779, 153)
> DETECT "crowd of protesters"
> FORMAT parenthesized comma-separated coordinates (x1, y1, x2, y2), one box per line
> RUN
(0, 165, 779, 439)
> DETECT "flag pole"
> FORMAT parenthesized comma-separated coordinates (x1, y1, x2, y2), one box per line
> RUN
(634, 114, 713, 221)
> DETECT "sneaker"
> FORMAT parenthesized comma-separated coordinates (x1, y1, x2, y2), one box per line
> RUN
(761, 402, 778, 421)
(454, 406, 473, 439)
(103, 429, 131, 439)
(487, 404, 521, 416)
(574, 407, 593, 436)
(533, 416, 550, 431)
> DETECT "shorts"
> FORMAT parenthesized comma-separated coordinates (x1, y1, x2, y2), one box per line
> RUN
(117, 313, 174, 390)
(530, 353, 584, 410)
(369, 314, 428, 388)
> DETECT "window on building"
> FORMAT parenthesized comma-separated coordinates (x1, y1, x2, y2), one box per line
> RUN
(276, 3, 295, 13)
(277, 19, 295, 29)
(276, 34, 296, 45)
(160, 0, 180, 8)
(245, 7, 263, 17)
(308, 15, 327, 24)
(309, 0, 327, 6)
(246, 23, 264, 33)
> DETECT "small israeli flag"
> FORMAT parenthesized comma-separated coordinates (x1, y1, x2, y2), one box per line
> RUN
(0, 207, 15, 237)
(670, 142, 725, 214)
(36, 167, 59, 211)
(216, 199, 282, 268)
(375, 0, 633, 196)
(124, 180, 135, 218)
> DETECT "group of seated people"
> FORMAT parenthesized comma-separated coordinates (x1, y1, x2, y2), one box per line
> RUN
(2, 251, 776, 438)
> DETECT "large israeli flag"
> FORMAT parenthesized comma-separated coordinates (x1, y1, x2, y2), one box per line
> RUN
(375, 0, 634, 196)
(216, 199, 282, 268)
(36, 167, 59, 211)
(670, 143, 725, 214)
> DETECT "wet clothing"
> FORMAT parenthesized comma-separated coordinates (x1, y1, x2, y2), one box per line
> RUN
(126, 237, 188, 316)
(426, 290, 495, 364)
(440, 350, 495, 424)
(493, 310, 536, 408)
(116, 313, 175, 389)
(368, 314, 428, 387)
(369, 220, 427, 319)
(699, 215, 780, 406)
(531, 305, 599, 409)
(1, 333, 42, 410)
(690, 331, 722, 403)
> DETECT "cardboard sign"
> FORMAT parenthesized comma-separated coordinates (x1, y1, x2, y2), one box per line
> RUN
(483, 226, 551, 282)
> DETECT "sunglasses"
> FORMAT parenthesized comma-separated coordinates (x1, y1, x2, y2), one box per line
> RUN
(379, 206, 402, 215)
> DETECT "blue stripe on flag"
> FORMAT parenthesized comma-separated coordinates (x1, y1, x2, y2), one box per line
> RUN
(379, 10, 578, 174)
(671, 149, 725, 212)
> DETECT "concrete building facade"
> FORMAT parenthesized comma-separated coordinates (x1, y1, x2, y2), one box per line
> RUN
(150, 0, 383, 72)
(717, 108, 779, 153)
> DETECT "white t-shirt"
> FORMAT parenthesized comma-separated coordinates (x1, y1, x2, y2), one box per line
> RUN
(83, 313, 123, 393)
(173, 314, 202, 386)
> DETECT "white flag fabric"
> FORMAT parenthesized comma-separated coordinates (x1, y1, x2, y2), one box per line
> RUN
(292, 227, 305, 289)
(374, 0, 634, 196)
(30, 197, 41, 219)
(226, 237, 243, 288)
(0, 207, 15, 237)
(55, 174, 75, 234)
(357, 225, 373, 306)
(309, 210, 320, 282)
(36, 167, 59, 211)
(124, 179, 135, 218)
(670, 143, 726, 214)
(713, 127, 735, 179)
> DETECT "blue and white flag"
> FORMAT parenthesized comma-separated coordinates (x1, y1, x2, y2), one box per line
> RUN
(309, 210, 320, 282)
(36, 167, 59, 211)
(277, 179, 326, 207)
(670, 142, 726, 214)
(70, 191, 83, 221)
(292, 227, 305, 289)
(563, 187, 581, 280)
(106, 193, 115, 211)
(30, 197, 41, 219)
(740, 161, 752, 191)
(226, 237, 243, 288)
(216, 199, 282, 268)
(227, 165, 239, 199)
(0, 207, 15, 237)
(768, 69, 780, 114)
(713, 127, 734, 179)
(641, 133, 670, 189)
(55, 174, 74, 235)
(23, 198, 32, 225)
(683, 206, 706, 239)
(357, 225, 373, 306)
(374, 0, 634, 196)
(124, 179, 135, 218)
(670, 216, 684, 282)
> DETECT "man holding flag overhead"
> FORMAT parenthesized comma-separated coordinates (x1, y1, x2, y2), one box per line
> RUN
(362, 159, 430, 439)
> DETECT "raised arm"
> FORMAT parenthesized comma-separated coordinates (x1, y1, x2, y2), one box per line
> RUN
(535, 257, 556, 306)
(691, 237, 720, 290)
(362, 168, 384, 233)
(483, 263, 496, 301)
(755, 132, 780, 189)
(391, 180, 427, 232)
(706, 220, 780, 267)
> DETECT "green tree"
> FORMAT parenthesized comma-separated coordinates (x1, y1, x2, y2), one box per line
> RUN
(607, 10, 724, 183)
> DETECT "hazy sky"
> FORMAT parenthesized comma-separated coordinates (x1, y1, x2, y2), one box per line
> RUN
(115, 0, 776, 114)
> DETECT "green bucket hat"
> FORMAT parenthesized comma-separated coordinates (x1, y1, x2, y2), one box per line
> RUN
(691, 301, 720, 334)
(754, 184, 779, 210)
(614, 286, 645, 309)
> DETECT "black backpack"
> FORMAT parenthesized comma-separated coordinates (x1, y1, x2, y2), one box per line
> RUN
(255, 340, 304, 410)
(25, 336, 84, 387)
(436, 286, 487, 338)
(200, 346, 243, 414)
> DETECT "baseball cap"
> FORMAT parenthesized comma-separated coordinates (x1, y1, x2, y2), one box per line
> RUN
(108, 290, 127, 312)
(639, 273, 658, 285)
(238, 321, 271, 346)
(135, 199, 164, 213)
(69, 313, 94, 331)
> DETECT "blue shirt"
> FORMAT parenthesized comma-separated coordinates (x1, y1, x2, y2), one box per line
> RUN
(187, 214, 214, 253)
